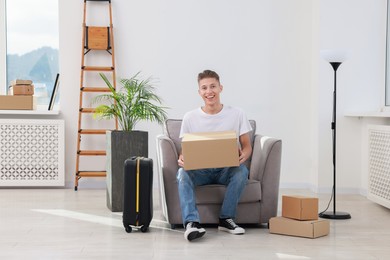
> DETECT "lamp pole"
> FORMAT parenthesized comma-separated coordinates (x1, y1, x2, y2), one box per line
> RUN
(319, 61, 351, 220)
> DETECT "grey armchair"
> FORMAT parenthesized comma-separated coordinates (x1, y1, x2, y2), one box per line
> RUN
(156, 119, 282, 227)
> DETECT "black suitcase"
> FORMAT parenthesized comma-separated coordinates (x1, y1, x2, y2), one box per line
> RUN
(122, 157, 153, 233)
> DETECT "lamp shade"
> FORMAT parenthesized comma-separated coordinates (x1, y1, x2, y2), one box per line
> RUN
(320, 49, 349, 63)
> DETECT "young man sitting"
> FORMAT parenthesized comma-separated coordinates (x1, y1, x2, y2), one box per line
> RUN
(177, 69, 252, 241)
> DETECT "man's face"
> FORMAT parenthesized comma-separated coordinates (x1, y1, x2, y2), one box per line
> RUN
(198, 77, 223, 106)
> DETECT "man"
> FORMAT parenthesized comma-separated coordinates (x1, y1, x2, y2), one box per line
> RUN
(177, 69, 253, 241)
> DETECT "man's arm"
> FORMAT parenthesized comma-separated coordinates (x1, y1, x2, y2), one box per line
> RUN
(239, 133, 252, 164)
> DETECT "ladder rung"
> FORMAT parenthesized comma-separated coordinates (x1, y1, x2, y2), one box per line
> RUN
(83, 66, 114, 71)
(79, 129, 107, 135)
(78, 150, 106, 156)
(77, 171, 106, 177)
(80, 108, 96, 113)
(81, 87, 111, 92)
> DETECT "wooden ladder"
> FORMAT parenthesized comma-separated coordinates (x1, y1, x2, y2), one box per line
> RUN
(75, 0, 117, 191)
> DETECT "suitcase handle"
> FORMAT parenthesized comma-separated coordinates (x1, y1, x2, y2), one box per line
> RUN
(131, 156, 144, 160)
(136, 158, 140, 226)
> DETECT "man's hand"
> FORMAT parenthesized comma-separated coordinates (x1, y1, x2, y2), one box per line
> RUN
(178, 154, 184, 168)
(239, 133, 252, 164)
(239, 148, 248, 164)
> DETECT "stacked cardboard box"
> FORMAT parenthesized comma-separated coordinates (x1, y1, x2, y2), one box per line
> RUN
(269, 195, 330, 238)
(0, 79, 35, 110)
(8, 79, 35, 96)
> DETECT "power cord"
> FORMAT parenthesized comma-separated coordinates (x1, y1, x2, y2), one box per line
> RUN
(319, 185, 334, 215)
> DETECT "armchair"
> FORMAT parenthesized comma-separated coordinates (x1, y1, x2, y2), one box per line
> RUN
(156, 119, 282, 227)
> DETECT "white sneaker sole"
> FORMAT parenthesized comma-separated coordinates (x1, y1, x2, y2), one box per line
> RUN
(218, 226, 245, 235)
(184, 228, 206, 241)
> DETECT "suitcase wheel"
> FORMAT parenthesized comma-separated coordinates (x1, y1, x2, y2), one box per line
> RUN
(125, 225, 132, 233)
(140, 226, 149, 233)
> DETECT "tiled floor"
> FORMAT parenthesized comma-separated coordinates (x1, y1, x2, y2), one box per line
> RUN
(0, 188, 389, 259)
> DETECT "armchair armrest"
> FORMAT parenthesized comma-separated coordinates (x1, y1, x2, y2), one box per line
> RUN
(156, 134, 180, 222)
(249, 134, 282, 181)
(156, 134, 179, 182)
(250, 134, 282, 223)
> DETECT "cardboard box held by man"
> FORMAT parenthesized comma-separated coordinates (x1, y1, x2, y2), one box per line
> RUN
(181, 131, 239, 171)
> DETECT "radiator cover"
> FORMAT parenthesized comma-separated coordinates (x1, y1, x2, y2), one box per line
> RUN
(0, 119, 65, 186)
(367, 125, 390, 209)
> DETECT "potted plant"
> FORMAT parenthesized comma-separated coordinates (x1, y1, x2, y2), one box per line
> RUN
(93, 72, 168, 212)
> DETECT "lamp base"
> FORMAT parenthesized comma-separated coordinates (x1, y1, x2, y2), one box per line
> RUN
(319, 211, 351, 220)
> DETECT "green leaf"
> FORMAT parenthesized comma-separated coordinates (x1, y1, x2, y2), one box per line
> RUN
(92, 72, 169, 131)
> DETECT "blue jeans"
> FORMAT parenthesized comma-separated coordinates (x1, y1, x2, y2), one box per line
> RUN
(176, 165, 249, 226)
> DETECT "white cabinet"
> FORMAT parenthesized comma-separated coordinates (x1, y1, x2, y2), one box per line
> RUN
(367, 124, 390, 209)
(0, 119, 65, 186)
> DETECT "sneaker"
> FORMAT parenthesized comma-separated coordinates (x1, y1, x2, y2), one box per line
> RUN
(184, 222, 206, 241)
(218, 218, 245, 234)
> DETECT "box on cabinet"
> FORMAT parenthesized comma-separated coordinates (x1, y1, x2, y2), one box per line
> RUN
(0, 95, 35, 110)
(8, 84, 34, 95)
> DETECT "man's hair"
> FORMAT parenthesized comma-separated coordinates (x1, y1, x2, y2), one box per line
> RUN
(197, 70, 220, 83)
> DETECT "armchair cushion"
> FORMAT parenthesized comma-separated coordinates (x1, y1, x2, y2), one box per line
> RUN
(164, 119, 182, 155)
(195, 179, 261, 204)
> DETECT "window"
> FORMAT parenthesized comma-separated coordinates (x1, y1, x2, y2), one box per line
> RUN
(1, 0, 59, 107)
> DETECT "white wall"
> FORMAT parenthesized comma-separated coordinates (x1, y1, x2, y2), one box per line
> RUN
(316, 0, 388, 193)
(58, 0, 388, 193)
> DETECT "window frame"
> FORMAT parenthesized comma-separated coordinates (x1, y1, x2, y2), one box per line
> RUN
(386, 0, 390, 106)
(0, 0, 6, 95)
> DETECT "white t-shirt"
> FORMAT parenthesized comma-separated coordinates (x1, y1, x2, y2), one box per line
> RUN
(179, 105, 252, 138)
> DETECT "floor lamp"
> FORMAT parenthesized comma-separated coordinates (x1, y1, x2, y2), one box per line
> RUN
(319, 49, 351, 220)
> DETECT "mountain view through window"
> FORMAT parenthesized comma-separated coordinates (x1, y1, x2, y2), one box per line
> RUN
(6, 0, 59, 106)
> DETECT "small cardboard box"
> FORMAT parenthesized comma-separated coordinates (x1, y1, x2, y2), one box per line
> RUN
(0, 95, 35, 110)
(8, 84, 34, 95)
(10, 79, 33, 85)
(269, 216, 330, 239)
(182, 131, 239, 171)
(282, 195, 319, 220)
